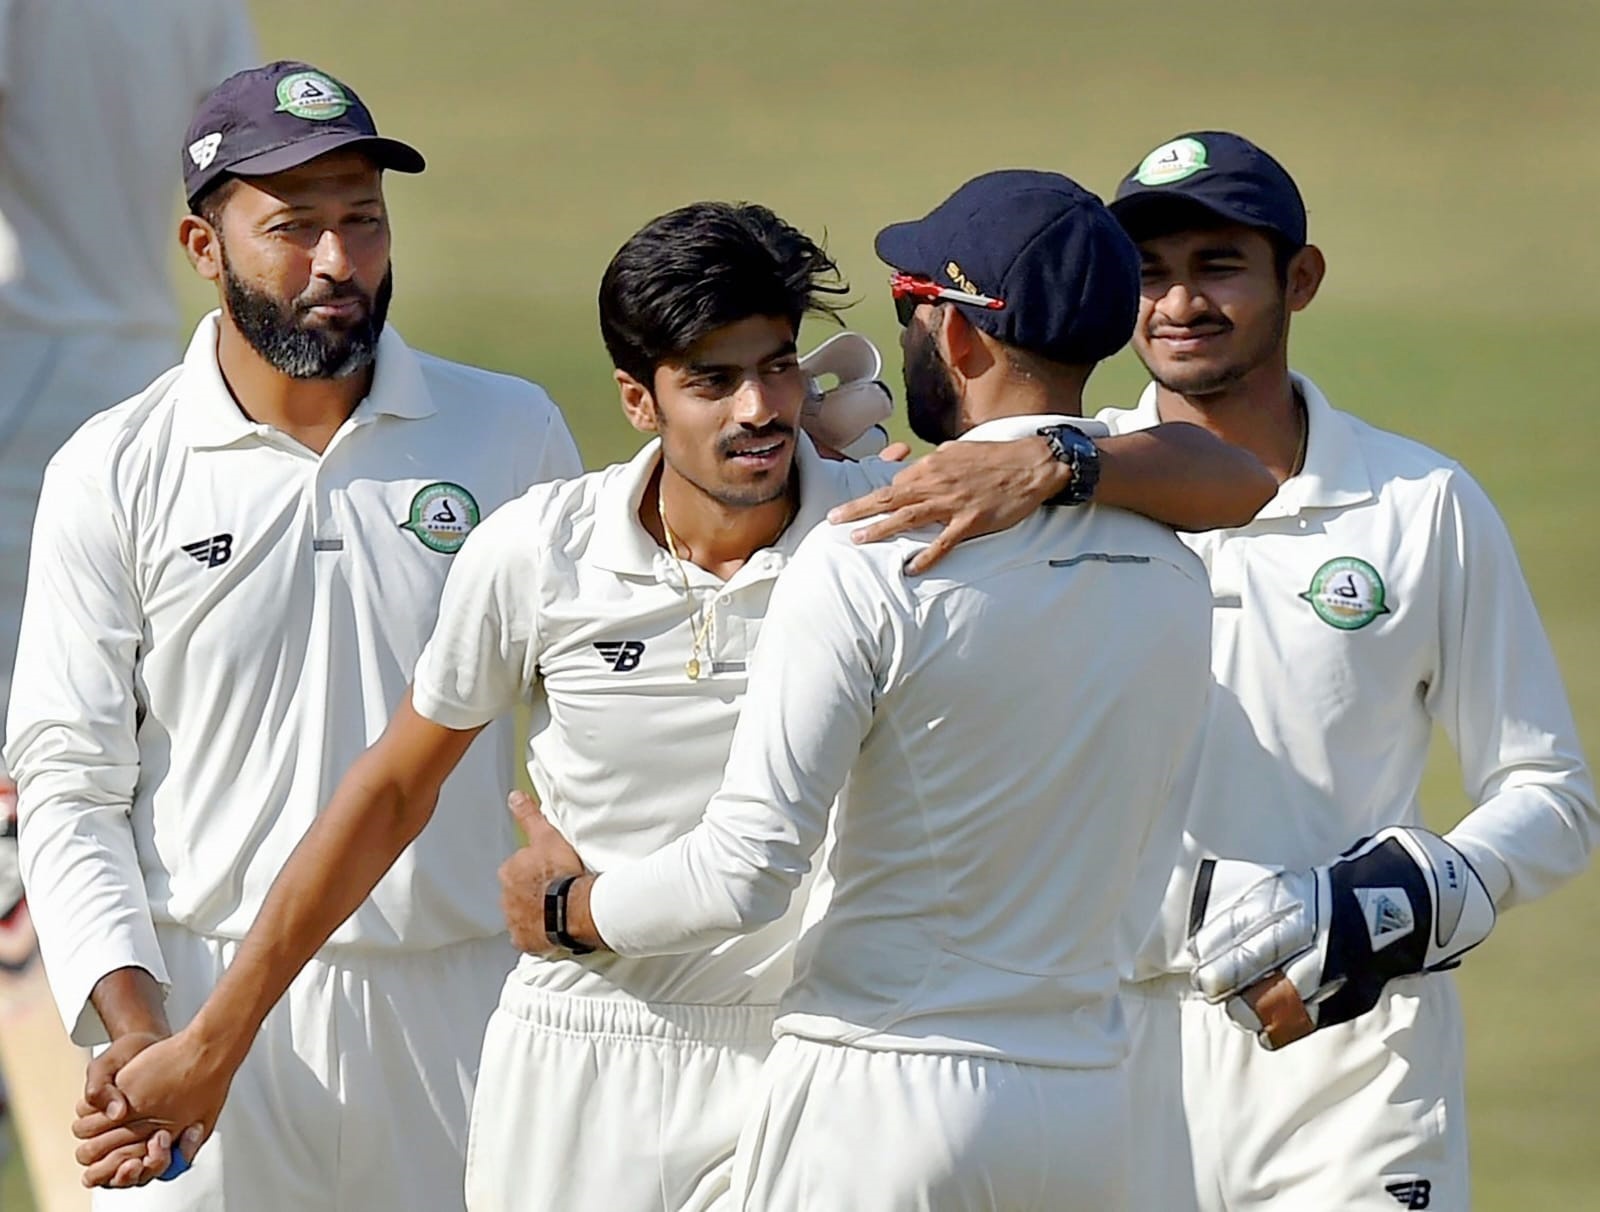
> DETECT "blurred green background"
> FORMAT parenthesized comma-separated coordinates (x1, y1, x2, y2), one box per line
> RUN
(6, 0, 1598, 1206)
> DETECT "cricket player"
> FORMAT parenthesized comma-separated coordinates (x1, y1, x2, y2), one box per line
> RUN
(0, 5, 256, 1202)
(4, 61, 583, 1211)
(504, 169, 1217, 1210)
(74, 191, 1273, 1211)
(846, 133, 1597, 1210)
(1107, 132, 1595, 1211)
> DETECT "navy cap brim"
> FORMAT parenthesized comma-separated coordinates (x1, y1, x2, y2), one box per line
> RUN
(1109, 184, 1304, 248)
(227, 132, 426, 182)
(873, 220, 932, 275)
(1109, 189, 1258, 235)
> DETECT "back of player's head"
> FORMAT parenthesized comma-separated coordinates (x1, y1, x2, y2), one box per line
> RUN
(875, 169, 1140, 370)
(599, 202, 847, 388)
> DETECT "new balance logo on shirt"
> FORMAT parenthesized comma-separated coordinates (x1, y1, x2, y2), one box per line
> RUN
(594, 641, 645, 672)
(1385, 1178, 1431, 1208)
(181, 533, 233, 569)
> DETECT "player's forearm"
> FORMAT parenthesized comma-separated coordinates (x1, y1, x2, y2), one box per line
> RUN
(187, 748, 449, 1065)
(1094, 423, 1275, 530)
(90, 967, 172, 1041)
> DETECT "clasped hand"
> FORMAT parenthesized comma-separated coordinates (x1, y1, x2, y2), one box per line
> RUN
(72, 1028, 229, 1188)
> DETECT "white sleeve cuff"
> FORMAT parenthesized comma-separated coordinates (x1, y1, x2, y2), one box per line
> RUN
(410, 683, 498, 733)
(1443, 829, 1514, 908)
(61, 943, 171, 1048)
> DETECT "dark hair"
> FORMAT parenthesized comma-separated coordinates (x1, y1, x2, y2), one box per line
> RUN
(598, 202, 847, 387)
(190, 177, 240, 230)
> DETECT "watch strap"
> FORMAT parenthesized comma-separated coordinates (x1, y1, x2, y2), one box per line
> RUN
(543, 873, 594, 955)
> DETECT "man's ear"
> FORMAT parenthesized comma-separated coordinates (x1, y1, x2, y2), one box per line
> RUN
(1286, 244, 1326, 314)
(938, 306, 996, 384)
(179, 214, 223, 284)
(616, 369, 659, 434)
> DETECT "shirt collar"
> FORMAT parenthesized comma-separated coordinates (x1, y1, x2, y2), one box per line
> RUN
(588, 431, 838, 579)
(175, 311, 436, 450)
(1131, 371, 1374, 517)
(959, 412, 1110, 443)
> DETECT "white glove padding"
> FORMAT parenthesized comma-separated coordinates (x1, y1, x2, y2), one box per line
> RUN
(1187, 827, 1496, 1048)
(799, 332, 893, 458)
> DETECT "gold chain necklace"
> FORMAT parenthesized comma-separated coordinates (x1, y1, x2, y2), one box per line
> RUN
(656, 484, 795, 681)
(657, 493, 716, 681)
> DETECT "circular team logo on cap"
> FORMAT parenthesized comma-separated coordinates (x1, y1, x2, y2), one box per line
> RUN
(275, 71, 351, 121)
(1134, 137, 1210, 186)
(1299, 557, 1392, 630)
(399, 482, 480, 553)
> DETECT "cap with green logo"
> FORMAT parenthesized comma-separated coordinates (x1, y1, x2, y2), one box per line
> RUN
(1110, 131, 1306, 247)
(183, 60, 425, 206)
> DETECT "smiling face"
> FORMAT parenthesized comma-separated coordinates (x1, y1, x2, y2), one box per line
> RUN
(1131, 222, 1293, 398)
(622, 314, 805, 509)
(188, 149, 393, 379)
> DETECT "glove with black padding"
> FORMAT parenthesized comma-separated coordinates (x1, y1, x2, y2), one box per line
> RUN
(798, 332, 893, 459)
(1186, 826, 1496, 1050)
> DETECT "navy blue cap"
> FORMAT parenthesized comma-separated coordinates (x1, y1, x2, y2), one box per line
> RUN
(183, 61, 424, 206)
(874, 170, 1140, 365)
(1110, 132, 1306, 247)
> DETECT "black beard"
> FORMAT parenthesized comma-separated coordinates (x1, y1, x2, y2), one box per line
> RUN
(903, 316, 963, 444)
(222, 259, 393, 380)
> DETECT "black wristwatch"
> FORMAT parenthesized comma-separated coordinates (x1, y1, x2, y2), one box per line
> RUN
(544, 873, 594, 955)
(1036, 423, 1101, 507)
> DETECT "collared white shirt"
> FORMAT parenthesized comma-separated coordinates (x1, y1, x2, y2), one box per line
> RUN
(587, 414, 1214, 1068)
(0, 0, 257, 336)
(1095, 374, 1596, 975)
(412, 435, 896, 1007)
(6, 312, 581, 1043)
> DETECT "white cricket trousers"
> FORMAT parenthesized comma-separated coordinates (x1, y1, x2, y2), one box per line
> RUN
(93, 924, 515, 1212)
(0, 328, 175, 721)
(1123, 973, 1468, 1211)
(729, 1035, 1130, 1211)
(465, 977, 775, 1212)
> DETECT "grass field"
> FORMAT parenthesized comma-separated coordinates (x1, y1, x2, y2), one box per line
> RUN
(6, 1, 1599, 1207)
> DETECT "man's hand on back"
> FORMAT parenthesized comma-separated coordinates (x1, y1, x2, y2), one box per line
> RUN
(501, 791, 586, 954)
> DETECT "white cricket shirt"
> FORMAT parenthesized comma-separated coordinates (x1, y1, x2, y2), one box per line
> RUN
(411, 435, 894, 1008)
(6, 312, 581, 1043)
(588, 414, 1215, 1069)
(1096, 374, 1597, 976)
(0, 0, 257, 336)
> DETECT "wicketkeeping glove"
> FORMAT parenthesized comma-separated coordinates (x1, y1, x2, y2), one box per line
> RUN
(1186, 826, 1496, 1049)
(798, 332, 893, 459)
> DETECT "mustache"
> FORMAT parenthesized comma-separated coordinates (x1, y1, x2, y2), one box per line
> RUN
(295, 282, 370, 311)
(1149, 311, 1232, 335)
(717, 421, 795, 456)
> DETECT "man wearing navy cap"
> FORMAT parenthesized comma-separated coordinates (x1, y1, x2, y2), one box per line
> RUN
(5, 61, 584, 1209)
(1102, 132, 1595, 1210)
(508, 170, 1217, 1209)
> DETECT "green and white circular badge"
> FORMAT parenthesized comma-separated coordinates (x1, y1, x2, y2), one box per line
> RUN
(1299, 557, 1392, 630)
(400, 482, 479, 554)
(1134, 137, 1210, 186)
(275, 71, 351, 121)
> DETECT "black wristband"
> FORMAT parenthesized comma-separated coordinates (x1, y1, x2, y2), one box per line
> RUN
(1037, 423, 1101, 507)
(543, 874, 594, 955)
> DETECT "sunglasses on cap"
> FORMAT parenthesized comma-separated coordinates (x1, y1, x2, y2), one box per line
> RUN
(888, 272, 1005, 326)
